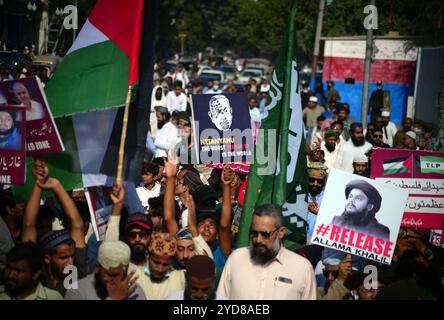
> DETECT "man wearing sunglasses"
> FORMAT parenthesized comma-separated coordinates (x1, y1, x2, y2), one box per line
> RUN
(371, 127, 390, 148)
(317, 254, 353, 300)
(217, 204, 316, 299)
(306, 162, 328, 242)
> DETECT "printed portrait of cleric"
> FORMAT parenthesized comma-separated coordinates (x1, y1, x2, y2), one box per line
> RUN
(329, 179, 390, 242)
(208, 94, 233, 131)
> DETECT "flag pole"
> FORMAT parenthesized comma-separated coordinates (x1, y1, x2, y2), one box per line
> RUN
(116, 85, 132, 186)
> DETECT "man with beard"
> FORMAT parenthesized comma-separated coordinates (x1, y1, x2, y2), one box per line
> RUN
(0, 242, 62, 300)
(329, 179, 390, 241)
(167, 255, 228, 300)
(217, 204, 316, 299)
(0, 110, 22, 150)
(153, 106, 180, 158)
(21, 159, 87, 296)
(124, 213, 153, 266)
(393, 117, 413, 149)
(330, 121, 346, 146)
(364, 122, 376, 144)
(352, 155, 370, 177)
(371, 127, 390, 148)
(129, 232, 186, 300)
(64, 241, 145, 300)
(335, 123, 372, 173)
(163, 157, 215, 270)
(381, 111, 398, 147)
(306, 162, 328, 243)
(321, 129, 339, 171)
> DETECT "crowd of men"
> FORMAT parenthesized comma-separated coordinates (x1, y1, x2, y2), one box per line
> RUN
(0, 61, 443, 301)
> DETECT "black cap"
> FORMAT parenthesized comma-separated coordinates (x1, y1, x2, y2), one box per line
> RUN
(345, 179, 382, 215)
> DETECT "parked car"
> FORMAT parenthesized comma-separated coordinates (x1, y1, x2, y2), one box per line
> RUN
(217, 64, 238, 80)
(237, 68, 263, 84)
(197, 64, 213, 76)
(200, 70, 226, 86)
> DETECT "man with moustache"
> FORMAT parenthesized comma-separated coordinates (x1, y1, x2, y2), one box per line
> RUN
(352, 155, 370, 177)
(0, 242, 62, 300)
(153, 106, 180, 158)
(320, 129, 339, 171)
(329, 179, 390, 242)
(371, 127, 391, 148)
(129, 232, 186, 300)
(306, 162, 329, 242)
(217, 204, 316, 299)
(335, 123, 372, 173)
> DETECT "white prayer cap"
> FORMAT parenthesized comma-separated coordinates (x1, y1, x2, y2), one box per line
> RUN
(381, 111, 390, 117)
(309, 96, 318, 103)
(260, 84, 270, 92)
(97, 241, 130, 270)
(353, 154, 368, 163)
(405, 131, 416, 140)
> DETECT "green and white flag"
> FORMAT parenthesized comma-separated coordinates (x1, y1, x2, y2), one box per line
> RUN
(237, 0, 308, 250)
(419, 155, 444, 174)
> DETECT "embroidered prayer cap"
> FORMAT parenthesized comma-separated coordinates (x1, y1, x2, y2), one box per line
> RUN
(148, 232, 177, 257)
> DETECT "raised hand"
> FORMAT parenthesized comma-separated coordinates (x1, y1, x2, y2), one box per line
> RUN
(106, 270, 138, 300)
(110, 183, 126, 206)
(221, 164, 234, 185)
(337, 254, 352, 284)
(165, 156, 179, 178)
(32, 159, 48, 183)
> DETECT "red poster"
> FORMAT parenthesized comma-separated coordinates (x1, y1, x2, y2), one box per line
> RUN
(0, 106, 26, 185)
(0, 76, 64, 156)
(371, 148, 444, 229)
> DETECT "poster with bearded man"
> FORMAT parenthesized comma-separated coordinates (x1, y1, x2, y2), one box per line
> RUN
(311, 169, 409, 264)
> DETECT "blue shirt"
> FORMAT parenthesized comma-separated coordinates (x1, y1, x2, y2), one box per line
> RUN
(0, 127, 21, 150)
(307, 190, 324, 238)
(212, 241, 227, 287)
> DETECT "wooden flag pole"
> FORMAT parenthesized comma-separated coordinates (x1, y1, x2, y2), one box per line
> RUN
(116, 85, 132, 186)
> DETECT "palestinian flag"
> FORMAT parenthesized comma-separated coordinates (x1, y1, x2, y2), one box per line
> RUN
(45, 0, 143, 117)
(13, 0, 147, 200)
(419, 155, 444, 174)
(382, 156, 413, 175)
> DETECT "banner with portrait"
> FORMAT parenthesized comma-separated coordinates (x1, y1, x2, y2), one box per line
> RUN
(311, 169, 409, 265)
(0, 105, 26, 185)
(0, 76, 64, 156)
(191, 92, 253, 164)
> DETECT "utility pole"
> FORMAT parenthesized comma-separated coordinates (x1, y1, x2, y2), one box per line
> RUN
(311, 0, 325, 90)
(361, 0, 376, 126)
(73, 0, 78, 42)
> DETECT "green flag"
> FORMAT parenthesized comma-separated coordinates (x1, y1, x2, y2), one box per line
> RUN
(236, 0, 308, 250)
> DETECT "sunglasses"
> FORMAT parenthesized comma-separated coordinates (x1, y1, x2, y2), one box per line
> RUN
(309, 177, 325, 184)
(126, 231, 151, 240)
(249, 228, 279, 240)
(323, 269, 339, 278)
(373, 134, 383, 138)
